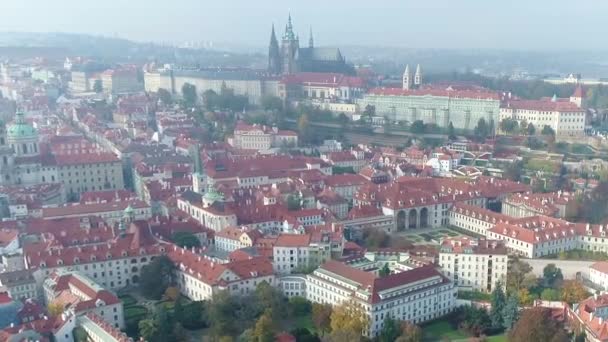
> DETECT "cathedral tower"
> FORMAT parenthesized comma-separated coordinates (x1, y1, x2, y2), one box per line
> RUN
(268, 24, 281, 75)
(190, 143, 206, 195)
(281, 14, 299, 75)
(308, 27, 314, 48)
(414, 64, 422, 87)
(402, 65, 412, 90)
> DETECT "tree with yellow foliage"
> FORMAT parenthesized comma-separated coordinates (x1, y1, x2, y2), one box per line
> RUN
(561, 280, 590, 304)
(330, 300, 369, 336)
(47, 301, 65, 317)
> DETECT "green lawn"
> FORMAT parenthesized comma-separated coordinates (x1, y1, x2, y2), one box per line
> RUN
(421, 320, 467, 341)
(486, 334, 507, 342)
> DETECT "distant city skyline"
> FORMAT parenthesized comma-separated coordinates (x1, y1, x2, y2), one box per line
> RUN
(2, 0, 606, 50)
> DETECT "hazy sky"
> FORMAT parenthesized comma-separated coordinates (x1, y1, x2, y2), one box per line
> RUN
(1, 0, 604, 50)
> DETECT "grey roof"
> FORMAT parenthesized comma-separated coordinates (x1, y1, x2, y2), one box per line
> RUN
(172, 68, 267, 81)
(180, 190, 203, 203)
(298, 47, 344, 62)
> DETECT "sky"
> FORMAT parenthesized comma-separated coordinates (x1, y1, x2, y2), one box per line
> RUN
(1, 0, 604, 50)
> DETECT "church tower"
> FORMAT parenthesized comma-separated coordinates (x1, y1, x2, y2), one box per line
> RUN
(281, 14, 300, 75)
(402, 65, 412, 90)
(190, 143, 206, 195)
(414, 64, 422, 87)
(570, 84, 584, 108)
(0, 119, 15, 185)
(268, 24, 281, 75)
(308, 27, 314, 48)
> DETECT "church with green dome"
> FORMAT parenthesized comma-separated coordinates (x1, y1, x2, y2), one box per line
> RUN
(6, 111, 39, 157)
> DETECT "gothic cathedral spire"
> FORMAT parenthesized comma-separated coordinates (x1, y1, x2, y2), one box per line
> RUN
(402, 64, 412, 90)
(268, 24, 281, 75)
(309, 26, 314, 48)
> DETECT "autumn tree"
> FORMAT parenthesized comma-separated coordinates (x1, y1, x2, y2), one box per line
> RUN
(561, 280, 590, 304)
(298, 113, 312, 144)
(138, 319, 158, 342)
(47, 301, 65, 317)
(311, 303, 332, 335)
(509, 307, 568, 342)
(330, 301, 369, 336)
(506, 257, 533, 294)
(253, 309, 275, 342)
(397, 321, 422, 342)
(541, 288, 561, 301)
(517, 288, 535, 306)
(164, 286, 180, 302)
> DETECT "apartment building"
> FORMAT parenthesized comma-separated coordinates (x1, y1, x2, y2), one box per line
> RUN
(438, 237, 508, 292)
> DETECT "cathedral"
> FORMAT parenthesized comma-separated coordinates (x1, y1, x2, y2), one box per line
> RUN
(268, 15, 355, 75)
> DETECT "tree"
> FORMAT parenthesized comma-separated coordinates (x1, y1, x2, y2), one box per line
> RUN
(312, 303, 332, 335)
(255, 282, 287, 320)
(202, 89, 219, 110)
(502, 294, 519, 330)
(410, 120, 426, 134)
(181, 83, 197, 107)
(47, 301, 64, 317)
(288, 296, 311, 317)
(73, 326, 89, 342)
(156, 305, 174, 342)
(93, 79, 103, 93)
(164, 286, 180, 302)
(500, 118, 519, 134)
(473, 118, 489, 142)
(541, 288, 561, 301)
(447, 121, 456, 140)
(379, 317, 400, 342)
(261, 95, 283, 112)
(140, 255, 176, 299)
(379, 263, 391, 277)
(541, 125, 555, 136)
(287, 194, 302, 211)
(181, 301, 205, 329)
(363, 104, 375, 117)
(527, 122, 536, 136)
(517, 288, 535, 306)
(138, 319, 158, 341)
(253, 309, 275, 342)
(561, 280, 590, 304)
(542, 264, 564, 288)
(173, 297, 183, 324)
(506, 257, 533, 294)
(490, 281, 506, 328)
(290, 327, 320, 342)
(397, 321, 422, 342)
(330, 301, 369, 336)
(509, 307, 567, 342)
(157, 88, 172, 104)
(171, 232, 201, 249)
(453, 306, 491, 336)
(298, 113, 312, 144)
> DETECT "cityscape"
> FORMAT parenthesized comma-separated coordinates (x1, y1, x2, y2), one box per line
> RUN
(2, 2, 608, 342)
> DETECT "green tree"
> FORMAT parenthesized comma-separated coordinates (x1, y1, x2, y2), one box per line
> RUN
(490, 282, 506, 328)
(181, 83, 197, 107)
(473, 118, 489, 142)
(171, 232, 201, 249)
(379, 263, 391, 277)
(453, 305, 491, 336)
(410, 120, 426, 134)
(379, 317, 400, 342)
(363, 104, 375, 117)
(447, 121, 456, 140)
(261, 95, 283, 112)
(542, 264, 564, 288)
(73, 326, 89, 342)
(288, 296, 311, 317)
(156, 305, 174, 342)
(139, 255, 176, 300)
(202, 89, 219, 110)
(253, 309, 275, 342)
(500, 118, 519, 134)
(93, 79, 103, 93)
(157, 88, 172, 104)
(173, 297, 183, 324)
(541, 125, 555, 136)
(138, 318, 158, 341)
(255, 282, 287, 320)
(541, 288, 561, 301)
(287, 194, 302, 211)
(502, 294, 519, 330)
(181, 301, 206, 329)
(527, 122, 536, 136)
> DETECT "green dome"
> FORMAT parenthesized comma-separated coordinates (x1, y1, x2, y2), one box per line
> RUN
(124, 205, 134, 215)
(7, 112, 37, 140)
(203, 186, 224, 204)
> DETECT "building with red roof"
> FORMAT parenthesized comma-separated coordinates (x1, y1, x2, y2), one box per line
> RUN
(569, 294, 608, 342)
(306, 260, 455, 337)
(590, 262, 608, 292)
(500, 88, 585, 137)
(357, 83, 501, 133)
(43, 270, 124, 329)
(229, 121, 298, 151)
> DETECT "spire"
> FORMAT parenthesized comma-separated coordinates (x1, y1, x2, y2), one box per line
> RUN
(309, 26, 314, 48)
(270, 23, 277, 44)
(403, 64, 411, 90)
(283, 13, 296, 40)
(414, 64, 422, 86)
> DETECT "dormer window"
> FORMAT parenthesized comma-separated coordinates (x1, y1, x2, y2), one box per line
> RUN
(74, 257, 80, 264)
(57, 259, 64, 265)
(91, 255, 97, 261)
(121, 251, 128, 257)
